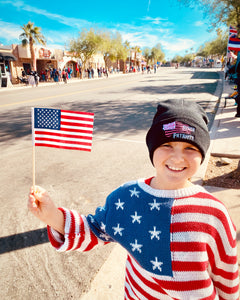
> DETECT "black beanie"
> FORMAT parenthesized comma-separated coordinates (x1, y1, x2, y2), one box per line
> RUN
(146, 99, 210, 164)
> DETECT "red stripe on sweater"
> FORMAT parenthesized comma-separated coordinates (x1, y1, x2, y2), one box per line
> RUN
(173, 204, 236, 246)
(47, 226, 63, 249)
(75, 215, 86, 250)
(171, 222, 236, 264)
(66, 210, 76, 250)
(207, 244, 239, 280)
(214, 279, 240, 295)
(127, 256, 178, 299)
(126, 267, 162, 300)
(125, 276, 140, 299)
(171, 241, 206, 252)
(84, 230, 99, 251)
(172, 261, 208, 272)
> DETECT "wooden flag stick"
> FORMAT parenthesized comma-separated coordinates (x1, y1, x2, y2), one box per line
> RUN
(32, 144, 35, 189)
(31, 108, 36, 189)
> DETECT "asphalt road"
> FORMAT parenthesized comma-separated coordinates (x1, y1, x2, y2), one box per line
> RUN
(0, 67, 222, 300)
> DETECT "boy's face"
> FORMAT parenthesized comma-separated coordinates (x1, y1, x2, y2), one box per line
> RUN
(152, 141, 202, 190)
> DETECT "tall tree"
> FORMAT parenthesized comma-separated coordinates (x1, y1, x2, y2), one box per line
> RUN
(197, 29, 228, 56)
(19, 21, 46, 71)
(142, 47, 152, 65)
(151, 43, 165, 63)
(178, 0, 240, 36)
(69, 28, 102, 78)
(99, 31, 123, 68)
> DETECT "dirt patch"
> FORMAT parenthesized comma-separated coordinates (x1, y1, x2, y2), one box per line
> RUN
(203, 156, 240, 189)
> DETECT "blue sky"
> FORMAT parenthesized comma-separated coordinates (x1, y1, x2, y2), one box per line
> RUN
(0, 0, 217, 59)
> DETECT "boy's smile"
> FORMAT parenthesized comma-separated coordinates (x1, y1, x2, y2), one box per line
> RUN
(151, 141, 202, 190)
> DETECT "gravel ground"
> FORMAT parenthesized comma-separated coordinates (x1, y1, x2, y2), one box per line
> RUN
(203, 156, 240, 189)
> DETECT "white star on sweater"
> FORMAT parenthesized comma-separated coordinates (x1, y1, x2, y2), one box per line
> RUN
(100, 233, 111, 240)
(129, 188, 140, 198)
(112, 223, 124, 236)
(149, 199, 161, 211)
(131, 211, 142, 224)
(100, 222, 106, 232)
(150, 257, 163, 272)
(115, 198, 125, 210)
(130, 239, 143, 253)
(149, 226, 161, 240)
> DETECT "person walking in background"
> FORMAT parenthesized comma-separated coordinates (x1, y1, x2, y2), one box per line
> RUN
(28, 99, 239, 299)
(62, 69, 67, 83)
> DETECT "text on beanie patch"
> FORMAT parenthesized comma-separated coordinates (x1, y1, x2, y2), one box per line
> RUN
(163, 121, 196, 141)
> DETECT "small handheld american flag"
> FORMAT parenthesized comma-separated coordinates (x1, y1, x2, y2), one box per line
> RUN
(31, 107, 94, 188)
(31, 107, 94, 151)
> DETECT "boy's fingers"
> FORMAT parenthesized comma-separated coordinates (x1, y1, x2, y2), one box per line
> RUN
(28, 195, 38, 209)
(31, 186, 46, 201)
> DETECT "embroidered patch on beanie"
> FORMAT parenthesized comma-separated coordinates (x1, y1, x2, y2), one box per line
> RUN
(163, 121, 196, 141)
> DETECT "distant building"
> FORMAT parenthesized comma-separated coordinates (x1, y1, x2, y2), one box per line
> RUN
(0, 45, 17, 87)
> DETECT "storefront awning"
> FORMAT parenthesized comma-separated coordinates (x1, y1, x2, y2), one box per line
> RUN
(0, 52, 17, 61)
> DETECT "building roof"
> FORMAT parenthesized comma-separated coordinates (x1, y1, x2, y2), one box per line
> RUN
(0, 52, 17, 61)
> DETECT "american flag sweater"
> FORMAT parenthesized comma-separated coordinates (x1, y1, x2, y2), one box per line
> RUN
(47, 179, 239, 299)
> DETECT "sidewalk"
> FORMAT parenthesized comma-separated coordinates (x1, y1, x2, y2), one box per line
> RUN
(80, 73, 240, 299)
(0, 71, 129, 92)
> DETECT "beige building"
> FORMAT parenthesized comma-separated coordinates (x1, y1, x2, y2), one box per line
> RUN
(0, 43, 145, 86)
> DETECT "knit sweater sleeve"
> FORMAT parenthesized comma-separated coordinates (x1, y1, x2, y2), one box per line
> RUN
(47, 207, 108, 252)
(204, 195, 239, 299)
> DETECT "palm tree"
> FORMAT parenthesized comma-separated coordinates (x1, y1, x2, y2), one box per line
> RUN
(19, 21, 46, 71)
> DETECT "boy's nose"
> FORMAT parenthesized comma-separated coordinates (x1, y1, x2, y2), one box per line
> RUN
(171, 149, 185, 162)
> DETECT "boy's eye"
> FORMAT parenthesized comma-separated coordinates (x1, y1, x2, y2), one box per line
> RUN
(186, 146, 199, 151)
(161, 144, 171, 148)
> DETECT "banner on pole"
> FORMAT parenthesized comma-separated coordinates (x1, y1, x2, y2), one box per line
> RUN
(32, 108, 94, 152)
(228, 26, 240, 52)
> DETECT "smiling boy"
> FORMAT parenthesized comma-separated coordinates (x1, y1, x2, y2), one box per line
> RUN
(28, 99, 239, 299)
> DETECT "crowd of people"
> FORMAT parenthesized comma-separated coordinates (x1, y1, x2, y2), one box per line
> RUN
(18, 63, 160, 88)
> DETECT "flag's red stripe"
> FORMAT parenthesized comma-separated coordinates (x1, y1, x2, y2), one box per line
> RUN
(34, 143, 91, 151)
(228, 46, 240, 51)
(61, 115, 94, 122)
(35, 137, 92, 146)
(58, 127, 93, 134)
(61, 121, 93, 128)
(61, 110, 94, 116)
(229, 37, 240, 42)
(35, 131, 93, 140)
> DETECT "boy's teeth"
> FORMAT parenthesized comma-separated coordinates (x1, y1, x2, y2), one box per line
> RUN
(168, 166, 184, 171)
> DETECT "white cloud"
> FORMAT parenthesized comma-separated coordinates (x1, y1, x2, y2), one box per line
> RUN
(0, 1, 202, 59)
(161, 38, 195, 52)
(0, 20, 22, 43)
(194, 21, 204, 27)
(141, 16, 168, 25)
(2, 0, 91, 29)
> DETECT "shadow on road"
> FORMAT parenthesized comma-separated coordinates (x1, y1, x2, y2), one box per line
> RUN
(0, 101, 158, 144)
(0, 97, 219, 145)
(0, 228, 48, 254)
(128, 82, 218, 96)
